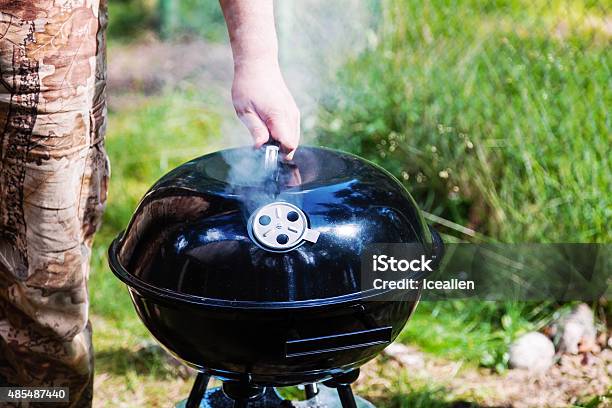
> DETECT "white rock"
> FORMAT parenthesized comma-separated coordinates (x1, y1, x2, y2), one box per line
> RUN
(554, 303, 597, 354)
(509, 332, 555, 372)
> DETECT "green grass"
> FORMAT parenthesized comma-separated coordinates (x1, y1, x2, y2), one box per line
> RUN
(368, 373, 478, 408)
(401, 301, 570, 372)
(315, 0, 610, 374)
(317, 0, 611, 243)
(573, 391, 612, 408)
(317, 0, 612, 371)
(91, 90, 223, 319)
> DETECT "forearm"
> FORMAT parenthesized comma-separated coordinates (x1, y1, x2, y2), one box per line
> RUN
(219, 0, 300, 158)
(219, 0, 279, 70)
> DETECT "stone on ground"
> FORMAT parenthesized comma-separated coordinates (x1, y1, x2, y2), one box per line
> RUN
(552, 303, 598, 354)
(509, 331, 555, 372)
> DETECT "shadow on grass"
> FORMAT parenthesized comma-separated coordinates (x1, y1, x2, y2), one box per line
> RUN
(95, 344, 502, 408)
(95, 345, 182, 380)
(282, 386, 493, 408)
(369, 390, 504, 408)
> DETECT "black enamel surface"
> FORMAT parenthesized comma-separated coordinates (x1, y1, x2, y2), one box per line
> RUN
(115, 146, 432, 303)
(126, 289, 419, 385)
(108, 146, 438, 385)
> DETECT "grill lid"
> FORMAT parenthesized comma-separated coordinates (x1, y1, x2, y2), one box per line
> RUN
(113, 146, 433, 303)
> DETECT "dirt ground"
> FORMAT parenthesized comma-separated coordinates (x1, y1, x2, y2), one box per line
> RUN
(107, 36, 234, 111)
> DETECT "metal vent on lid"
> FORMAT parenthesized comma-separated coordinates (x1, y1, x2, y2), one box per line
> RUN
(249, 202, 319, 251)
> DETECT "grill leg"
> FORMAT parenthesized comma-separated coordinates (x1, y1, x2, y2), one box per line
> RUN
(323, 369, 360, 408)
(186, 373, 211, 408)
(304, 383, 319, 400)
(336, 384, 357, 408)
(222, 380, 265, 408)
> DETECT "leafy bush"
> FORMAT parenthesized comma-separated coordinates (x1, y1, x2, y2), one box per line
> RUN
(316, 0, 610, 243)
(108, 0, 157, 41)
(108, 0, 226, 42)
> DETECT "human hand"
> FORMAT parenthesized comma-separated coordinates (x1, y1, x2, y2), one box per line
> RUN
(231, 60, 300, 160)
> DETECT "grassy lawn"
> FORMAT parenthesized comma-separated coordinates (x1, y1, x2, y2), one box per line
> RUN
(317, 0, 610, 243)
(314, 0, 610, 380)
(90, 0, 610, 406)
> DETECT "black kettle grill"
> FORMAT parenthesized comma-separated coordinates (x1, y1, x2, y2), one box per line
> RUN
(108, 145, 443, 408)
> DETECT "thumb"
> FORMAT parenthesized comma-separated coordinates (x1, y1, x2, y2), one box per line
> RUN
(238, 112, 270, 148)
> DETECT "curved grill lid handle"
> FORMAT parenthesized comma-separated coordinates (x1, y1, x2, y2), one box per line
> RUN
(263, 142, 280, 172)
(263, 142, 281, 196)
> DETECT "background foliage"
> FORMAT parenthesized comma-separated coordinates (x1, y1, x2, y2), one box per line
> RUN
(108, 0, 227, 41)
(317, 0, 611, 243)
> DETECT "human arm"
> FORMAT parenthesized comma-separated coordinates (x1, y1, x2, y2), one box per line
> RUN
(219, 0, 300, 159)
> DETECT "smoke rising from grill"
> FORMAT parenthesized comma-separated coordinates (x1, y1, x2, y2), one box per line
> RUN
(275, 0, 375, 140)
(221, 0, 375, 190)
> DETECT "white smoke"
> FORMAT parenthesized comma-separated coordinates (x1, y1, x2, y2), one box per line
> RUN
(276, 0, 376, 142)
